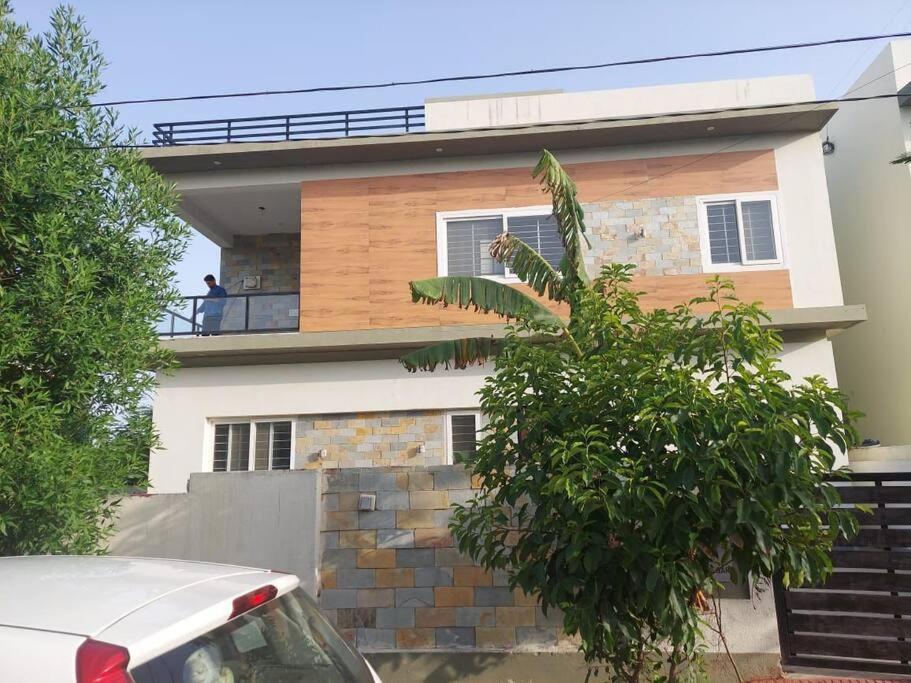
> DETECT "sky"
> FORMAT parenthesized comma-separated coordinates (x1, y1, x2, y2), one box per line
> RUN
(12, 0, 911, 295)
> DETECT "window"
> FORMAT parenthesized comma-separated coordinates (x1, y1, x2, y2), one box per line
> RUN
(698, 194, 782, 271)
(130, 588, 374, 683)
(212, 420, 294, 472)
(437, 207, 564, 278)
(445, 411, 483, 464)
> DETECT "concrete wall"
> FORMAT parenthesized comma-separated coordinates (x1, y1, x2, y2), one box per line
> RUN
(109, 464, 783, 664)
(108, 470, 321, 595)
(825, 40, 911, 445)
(424, 75, 815, 131)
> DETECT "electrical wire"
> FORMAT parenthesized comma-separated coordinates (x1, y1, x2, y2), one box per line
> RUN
(89, 30, 911, 108)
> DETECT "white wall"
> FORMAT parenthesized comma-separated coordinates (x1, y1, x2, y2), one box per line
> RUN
(151, 336, 843, 492)
(424, 76, 816, 131)
(151, 359, 489, 493)
(825, 40, 911, 445)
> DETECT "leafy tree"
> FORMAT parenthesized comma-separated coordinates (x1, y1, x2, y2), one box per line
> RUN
(0, 4, 187, 554)
(401, 151, 858, 680)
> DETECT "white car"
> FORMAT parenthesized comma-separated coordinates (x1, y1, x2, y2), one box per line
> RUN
(0, 555, 381, 683)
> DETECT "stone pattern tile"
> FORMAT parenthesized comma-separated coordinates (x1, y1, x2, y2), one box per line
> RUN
(583, 196, 703, 277)
(220, 233, 300, 294)
(319, 466, 573, 653)
(297, 411, 446, 469)
(217, 233, 301, 331)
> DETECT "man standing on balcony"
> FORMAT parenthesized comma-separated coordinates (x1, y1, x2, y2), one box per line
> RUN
(199, 274, 227, 336)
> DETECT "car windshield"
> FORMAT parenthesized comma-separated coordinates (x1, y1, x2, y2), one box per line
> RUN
(130, 587, 373, 683)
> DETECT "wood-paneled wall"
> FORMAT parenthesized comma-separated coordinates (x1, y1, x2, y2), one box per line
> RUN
(299, 150, 789, 332)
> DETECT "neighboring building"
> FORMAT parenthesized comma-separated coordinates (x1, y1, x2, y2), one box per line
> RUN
(824, 40, 911, 447)
(144, 74, 864, 496)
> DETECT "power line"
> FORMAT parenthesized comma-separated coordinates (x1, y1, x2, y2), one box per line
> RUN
(90, 30, 911, 108)
(826, 0, 911, 98)
(84, 90, 910, 150)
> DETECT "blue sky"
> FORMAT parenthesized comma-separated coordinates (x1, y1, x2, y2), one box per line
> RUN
(13, 0, 911, 295)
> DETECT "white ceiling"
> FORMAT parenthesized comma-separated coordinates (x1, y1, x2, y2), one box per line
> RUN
(180, 183, 300, 247)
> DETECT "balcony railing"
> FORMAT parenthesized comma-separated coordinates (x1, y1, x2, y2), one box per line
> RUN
(159, 292, 300, 337)
(152, 105, 425, 146)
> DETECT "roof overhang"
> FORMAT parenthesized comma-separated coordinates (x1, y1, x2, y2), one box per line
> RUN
(160, 304, 866, 368)
(142, 103, 838, 175)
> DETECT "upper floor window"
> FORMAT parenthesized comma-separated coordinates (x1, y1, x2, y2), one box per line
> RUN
(212, 419, 294, 472)
(436, 207, 564, 279)
(697, 194, 783, 272)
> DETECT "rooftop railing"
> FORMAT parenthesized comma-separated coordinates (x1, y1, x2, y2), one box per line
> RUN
(152, 105, 425, 145)
(159, 292, 300, 337)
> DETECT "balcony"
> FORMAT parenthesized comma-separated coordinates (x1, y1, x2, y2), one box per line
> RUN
(152, 105, 425, 146)
(159, 292, 299, 337)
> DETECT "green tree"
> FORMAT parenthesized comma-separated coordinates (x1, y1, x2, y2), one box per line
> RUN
(401, 151, 858, 680)
(0, 4, 188, 554)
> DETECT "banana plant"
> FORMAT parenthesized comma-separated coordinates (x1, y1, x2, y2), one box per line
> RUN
(400, 150, 591, 372)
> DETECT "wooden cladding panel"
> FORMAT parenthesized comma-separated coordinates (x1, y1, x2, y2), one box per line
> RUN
(632, 271, 791, 313)
(300, 150, 783, 332)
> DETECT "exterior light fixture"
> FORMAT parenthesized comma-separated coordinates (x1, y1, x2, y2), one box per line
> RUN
(822, 138, 835, 155)
(706, 126, 716, 132)
(435, 147, 443, 153)
(417, 443, 426, 454)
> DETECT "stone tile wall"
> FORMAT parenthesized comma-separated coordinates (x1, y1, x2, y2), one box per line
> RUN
(583, 196, 702, 277)
(296, 412, 447, 469)
(220, 233, 300, 294)
(319, 466, 576, 653)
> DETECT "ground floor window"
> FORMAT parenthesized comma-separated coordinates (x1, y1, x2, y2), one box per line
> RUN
(212, 419, 294, 472)
(445, 411, 483, 464)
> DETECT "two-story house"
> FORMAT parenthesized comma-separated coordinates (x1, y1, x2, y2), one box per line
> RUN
(146, 74, 865, 495)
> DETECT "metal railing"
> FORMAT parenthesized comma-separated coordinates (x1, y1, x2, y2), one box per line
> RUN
(152, 105, 425, 145)
(158, 292, 300, 337)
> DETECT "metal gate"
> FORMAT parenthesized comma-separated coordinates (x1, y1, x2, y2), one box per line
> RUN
(774, 471, 911, 676)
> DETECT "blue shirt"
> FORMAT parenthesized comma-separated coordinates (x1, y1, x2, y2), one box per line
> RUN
(201, 285, 227, 316)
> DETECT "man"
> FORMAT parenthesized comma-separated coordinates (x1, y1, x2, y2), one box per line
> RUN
(199, 274, 227, 336)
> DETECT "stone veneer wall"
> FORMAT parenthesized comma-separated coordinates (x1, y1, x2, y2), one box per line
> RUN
(219, 233, 300, 293)
(296, 411, 447, 469)
(582, 196, 702, 277)
(319, 466, 576, 653)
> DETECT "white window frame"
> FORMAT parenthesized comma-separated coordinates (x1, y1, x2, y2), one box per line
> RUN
(209, 417, 296, 472)
(436, 206, 557, 282)
(695, 192, 785, 273)
(443, 410, 484, 465)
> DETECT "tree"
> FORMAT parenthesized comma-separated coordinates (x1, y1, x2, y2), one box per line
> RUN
(0, 4, 188, 554)
(400, 150, 858, 680)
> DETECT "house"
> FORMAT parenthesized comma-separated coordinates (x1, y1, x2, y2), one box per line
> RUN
(136, 74, 867, 673)
(145, 74, 863, 495)
(822, 39, 911, 448)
